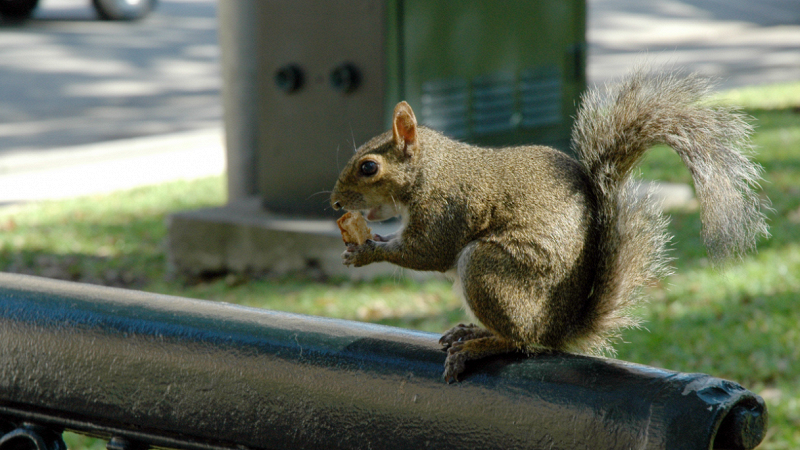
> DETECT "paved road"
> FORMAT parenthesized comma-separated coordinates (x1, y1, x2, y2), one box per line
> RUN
(0, 0, 220, 156)
(588, 0, 800, 88)
(0, 0, 798, 202)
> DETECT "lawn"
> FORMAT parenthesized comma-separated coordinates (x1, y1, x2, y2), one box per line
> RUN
(2, 81, 799, 449)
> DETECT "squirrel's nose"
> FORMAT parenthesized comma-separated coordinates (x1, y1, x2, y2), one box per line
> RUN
(332, 200, 342, 210)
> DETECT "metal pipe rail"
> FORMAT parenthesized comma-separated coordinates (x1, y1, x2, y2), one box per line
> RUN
(0, 273, 766, 450)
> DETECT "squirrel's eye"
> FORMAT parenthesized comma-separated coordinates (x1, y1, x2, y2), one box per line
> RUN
(360, 160, 378, 176)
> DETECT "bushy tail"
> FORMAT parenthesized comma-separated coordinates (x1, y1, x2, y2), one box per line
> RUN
(570, 69, 769, 353)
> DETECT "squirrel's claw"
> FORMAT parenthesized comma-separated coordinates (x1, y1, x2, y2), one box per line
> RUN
(342, 243, 356, 266)
(342, 240, 376, 267)
(443, 343, 467, 383)
(439, 323, 492, 349)
(438, 323, 473, 348)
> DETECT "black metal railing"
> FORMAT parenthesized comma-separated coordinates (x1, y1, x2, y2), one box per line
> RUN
(0, 273, 766, 450)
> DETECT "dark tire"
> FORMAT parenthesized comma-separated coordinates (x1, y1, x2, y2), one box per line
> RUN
(91, 0, 157, 21)
(0, 0, 39, 20)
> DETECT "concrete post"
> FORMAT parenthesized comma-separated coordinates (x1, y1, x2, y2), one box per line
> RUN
(217, 1, 259, 201)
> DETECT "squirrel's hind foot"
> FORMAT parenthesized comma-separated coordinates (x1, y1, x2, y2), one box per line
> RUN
(438, 323, 494, 349)
(443, 335, 518, 383)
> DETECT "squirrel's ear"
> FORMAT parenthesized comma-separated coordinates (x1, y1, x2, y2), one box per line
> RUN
(392, 101, 418, 156)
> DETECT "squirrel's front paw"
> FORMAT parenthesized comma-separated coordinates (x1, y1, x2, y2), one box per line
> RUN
(342, 240, 376, 267)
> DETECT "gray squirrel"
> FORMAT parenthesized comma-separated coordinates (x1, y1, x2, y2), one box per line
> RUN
(330, 69, 769, 381)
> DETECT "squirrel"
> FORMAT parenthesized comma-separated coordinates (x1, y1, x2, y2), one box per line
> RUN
(329, 69, 769, 382)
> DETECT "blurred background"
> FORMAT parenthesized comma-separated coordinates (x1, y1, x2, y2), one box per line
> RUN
(1, 0, 797, 200)
(0, 0, 800, 164)
(1, 1, 799, 448)
(0, 0, 219, 153)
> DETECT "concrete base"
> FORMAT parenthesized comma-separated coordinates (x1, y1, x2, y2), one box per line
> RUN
(166, 197, 430, 281)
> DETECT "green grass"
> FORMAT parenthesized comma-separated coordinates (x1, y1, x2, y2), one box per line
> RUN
(2, 81, 800, 449)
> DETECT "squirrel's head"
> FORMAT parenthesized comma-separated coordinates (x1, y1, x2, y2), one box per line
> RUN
(331, 101, 420, 221)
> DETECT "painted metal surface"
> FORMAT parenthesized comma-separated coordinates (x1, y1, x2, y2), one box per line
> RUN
(0, 273, 765, 450)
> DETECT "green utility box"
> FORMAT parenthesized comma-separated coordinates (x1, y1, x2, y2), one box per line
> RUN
(223, 0, 586, 216)
(397, 1, 586, 148)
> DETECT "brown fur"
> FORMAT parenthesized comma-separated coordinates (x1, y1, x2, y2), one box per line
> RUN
(330, 70, 769, 382)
